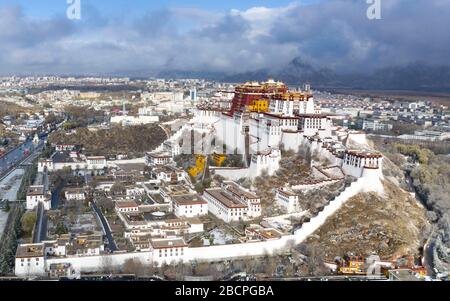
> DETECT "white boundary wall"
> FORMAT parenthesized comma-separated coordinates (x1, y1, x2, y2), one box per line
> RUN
(46, 252, 153, 274)
(17, 168, 373, 275)
(183, 177, 367, 263)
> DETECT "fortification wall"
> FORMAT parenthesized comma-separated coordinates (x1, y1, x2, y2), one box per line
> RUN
(20, 175, 374, 275)
(210, 167, 249, 181)
(179, 177, 368, 264)
(46, 252, 153, 274)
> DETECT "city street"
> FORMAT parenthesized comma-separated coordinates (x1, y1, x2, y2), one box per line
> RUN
(0, 169, 25, 237)
(0, 135, 47, 238)
(0, 140, 34, 175)
(92, 201, 117, 252)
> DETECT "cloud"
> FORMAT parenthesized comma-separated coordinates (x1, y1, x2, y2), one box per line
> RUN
(0, 5, 75, 48)
(0, 0, 449, 76)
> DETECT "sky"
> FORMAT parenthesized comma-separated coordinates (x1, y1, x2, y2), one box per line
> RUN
(0, 0, 449, 76)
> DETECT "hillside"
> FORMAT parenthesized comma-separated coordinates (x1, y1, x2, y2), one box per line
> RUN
(49, 125, 166, 158)
(306, 180, 428, 260)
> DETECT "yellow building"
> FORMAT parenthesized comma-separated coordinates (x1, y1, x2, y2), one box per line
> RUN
(188, 155, 206, 178)
(212, 153, 226, 167)
(248, 99, 269, 112)
(338, 256, 365, 275)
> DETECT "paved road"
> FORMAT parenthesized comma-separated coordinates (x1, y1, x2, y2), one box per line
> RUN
(51, 181, 64, 210)
(158, 124, 171, 140)
(32, 203, 44, 243)
(0, 135, 47, 174)
(91, 201, 117, 252)
(0, 140, 33, 173)
(40, 213, 48, 242)
(0, 136, 46, 182)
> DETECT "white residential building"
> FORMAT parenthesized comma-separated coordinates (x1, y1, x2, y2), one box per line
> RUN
(342, 150, 383, 178)
(150, 165, 185, 184)
(150, 237, 187, 264)
(26, 185, 51, 210)
(172, 194, 208, 218)
(126, 186, 145, 198)
(145, 151, 174, 166)
(64, 188, 86, 201)
(115, 200, 140, 213)
(275, 187, 301, 213)
(203, 181, 261, 223)
(15, 243, 46, 277)
(38, 152, 107, 173)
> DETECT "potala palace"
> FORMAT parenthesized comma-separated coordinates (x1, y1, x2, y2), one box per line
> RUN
(190, 79, 383, 186)
(14, 79, 385, 278)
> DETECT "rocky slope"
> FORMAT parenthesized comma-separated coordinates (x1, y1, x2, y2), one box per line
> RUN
(306, 180, 429, 260)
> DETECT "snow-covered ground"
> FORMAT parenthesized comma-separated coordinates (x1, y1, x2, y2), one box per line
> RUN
(262, 211, 308, 232)
(0, 168, 25, 236)
(210, 228, 235, 245)
(0, 169, 25, 201)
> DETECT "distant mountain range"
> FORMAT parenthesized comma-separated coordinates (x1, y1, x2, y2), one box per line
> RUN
(157, 57, 450, 92)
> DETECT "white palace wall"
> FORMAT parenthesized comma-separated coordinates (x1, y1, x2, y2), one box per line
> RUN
(44, 252, 153, 274)
(210, 167, 249, 181)
(281, 131, 303, 152)
(217, 115, 246, 154)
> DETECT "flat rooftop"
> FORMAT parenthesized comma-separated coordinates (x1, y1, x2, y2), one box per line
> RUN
(16, 244, 45, 258)
(150, 238, 187, 249)
(152, 165, 183, 174)
(346, 149, 382, 158)
(172, 194, 207, 206)
(115, 163, 146, 172)
(65, 187, 85, 194)
(277, 187, 298, 197)
(143, 211, 177, 222)
(115, 200, 139, 208)
(147, 151, 172, 158)
(205, 188, 246, 209)
(27, 185, 45, 196)
(223, 181, 259, 200)
(162, 184, 191, 195)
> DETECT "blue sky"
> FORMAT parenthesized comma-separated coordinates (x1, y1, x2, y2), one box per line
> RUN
(0, 0, 306, 17)
(0, 0, 448, 76)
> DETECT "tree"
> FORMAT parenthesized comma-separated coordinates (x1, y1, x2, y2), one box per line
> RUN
(2, 201, 10, 212)
(263, 256, 278, 275)
(110, 183, 126, 195)
(21, 211, 37, 237)
(194, 261, 212, 276)
(96, 197, 114, 214)
(63, 122, 75, 131)
(122, 258, 147, 276)
(55, 221, 68, 235)
(295, 244, 328, 276)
